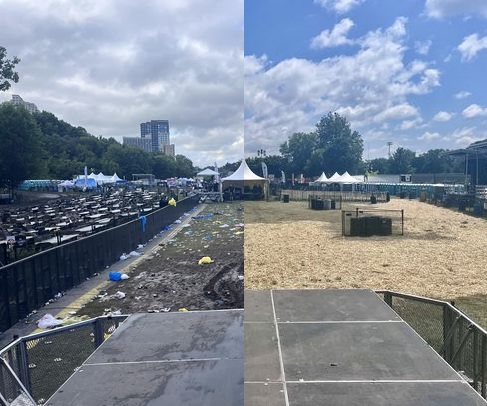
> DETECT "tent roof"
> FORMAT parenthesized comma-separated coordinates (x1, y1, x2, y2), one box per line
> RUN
(327, 172, 341, 182)
(222, 160, 266, 181)
(314, 172, 329, 183)
(197, 168, 219, 176)
(335, 171, 362, 184)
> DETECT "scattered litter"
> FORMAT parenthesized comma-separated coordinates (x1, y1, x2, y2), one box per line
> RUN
(120, 253, 128, 261)
(137, 244, 144, 249)
(219, 224, 229, 228)
(174, 219, 182, 224)
(37, 314, 63, 329)
(114, 291, 126, 299)
(162, 308, 171, 312)
(129, 251, 140, 257)
(110, 310, 122, 316)
(198, 256, 214, 265)
(237, 275, 244, 281)
(178, 308, 189, 312)
(54, 358, 62, 362)
(109, 272, 129, 282)
(168, 198, 177, 206)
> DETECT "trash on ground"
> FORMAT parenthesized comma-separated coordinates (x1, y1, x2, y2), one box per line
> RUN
(129, 251, 140, 257)
(37, 314, 63, 329)
(178, 308, 189, 312)
(115, 291, 126, 299)
(198, 256, 214, 265)
(109, 272, 129, 281)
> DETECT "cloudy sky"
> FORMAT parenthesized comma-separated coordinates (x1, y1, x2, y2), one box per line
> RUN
(245, 0, 487, 161)
(0, 0, 243, 168)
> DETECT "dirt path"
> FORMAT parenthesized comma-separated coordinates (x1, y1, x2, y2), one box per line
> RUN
(78, 202, 244, 317)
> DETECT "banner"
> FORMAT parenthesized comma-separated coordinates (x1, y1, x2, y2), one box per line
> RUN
(261, 162, 268, 179)
(281, 171, 286, 183)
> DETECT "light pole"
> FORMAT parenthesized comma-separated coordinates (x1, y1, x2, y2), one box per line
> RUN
(257, 149, 266, 157)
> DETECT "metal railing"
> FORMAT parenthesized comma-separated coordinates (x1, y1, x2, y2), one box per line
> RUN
(0, 195, 199, 333)
(0, 315, 127, 405)
(378, 290, 487, 399)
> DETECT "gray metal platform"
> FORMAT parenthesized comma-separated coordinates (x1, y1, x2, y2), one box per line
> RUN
(46, 310, 243, 406)
(244, 289, 487, 406)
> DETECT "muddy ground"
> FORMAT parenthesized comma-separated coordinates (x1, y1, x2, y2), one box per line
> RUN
(77, 202, 244, 317)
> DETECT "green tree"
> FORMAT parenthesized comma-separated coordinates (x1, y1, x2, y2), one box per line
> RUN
(0, 46, 20, 91)
(0, 104, 45, 184)
(369, 158, 390, 174)
(279, 132, 317, 175)
(412, 149, 457, 173)
(389, 147, 416, 174)
(174, 154, 194, 177)
(315, 112, 364, 175)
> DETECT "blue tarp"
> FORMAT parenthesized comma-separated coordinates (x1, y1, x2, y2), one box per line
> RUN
(74, 178, 97, 189)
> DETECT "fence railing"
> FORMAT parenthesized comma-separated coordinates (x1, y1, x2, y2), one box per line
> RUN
(0, 315, 127, 405)
(0, 195, 199, 333)
(280, 189, 388, 203)
(377, 290, 487, 399)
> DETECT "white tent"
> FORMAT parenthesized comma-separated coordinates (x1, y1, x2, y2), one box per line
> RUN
(197, 168, 219, 176)
(326, 172, 342, 183)
(314, 172, 329, 183)
(334, 171, 362, 184)
(221, 160, 268, 200)
(111, 173, 123, 182)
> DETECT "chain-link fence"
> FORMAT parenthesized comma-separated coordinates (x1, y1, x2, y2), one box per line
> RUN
(378, 290, 487, 399)
(0, 315, 127, 405)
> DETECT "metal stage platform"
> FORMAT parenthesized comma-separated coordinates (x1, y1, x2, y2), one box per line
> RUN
(46, 309, 243, 405)
(244, 289, 487, 406)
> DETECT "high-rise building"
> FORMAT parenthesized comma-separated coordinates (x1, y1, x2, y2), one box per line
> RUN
(8, 95, 39, 113)
(163, 144, 175, 157)
(140, 120, 170, 153)
(122, 137, 152, 153)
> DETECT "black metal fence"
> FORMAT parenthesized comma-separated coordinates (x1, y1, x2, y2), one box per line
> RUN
(378, 290, 487, 399)
(0, 195, 199, 333)
(0, 315, 127, 404)
(280, 189, 388, 203)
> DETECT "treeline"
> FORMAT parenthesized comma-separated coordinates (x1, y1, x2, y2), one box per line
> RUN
(243, 112, 465, 179)
(0, 103, 195, 185)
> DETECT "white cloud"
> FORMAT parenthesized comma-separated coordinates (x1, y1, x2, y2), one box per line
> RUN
(458, 34, 487, 62)
(450, 126, 485, 145)
(418, 131, 441, 141)
(425, 0, 487, 19)
(455, 91, 471, 99)
(463, 104, 487, 118)
(414, 40, 432, 55)
(0, 0, 244, 167)
(314, 0, 364, 14)
(432, 111, 453, 122)
(398, 118, 423, 130)
(245, 17, 441, 155)
(310, 18, 355, 49)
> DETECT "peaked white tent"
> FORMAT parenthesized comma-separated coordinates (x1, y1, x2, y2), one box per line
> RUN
(197, 168, 219, 176)
(313, 172, 329, 183)
(335, 171, 362, 184)
(221, 160, 268, 200)
(326, 172, 342, 183)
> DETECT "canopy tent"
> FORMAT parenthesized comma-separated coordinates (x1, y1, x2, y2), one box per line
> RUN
(58, 180, 75, 188)
(334, 171, 363, 184)
(327, 172, 342, 183)
(197, 168, 219, 176)
(221, 160, 269, 200)
(312, 172, 329, 184)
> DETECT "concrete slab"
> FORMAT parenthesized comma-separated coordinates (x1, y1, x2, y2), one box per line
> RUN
(244, 383, 285, 406)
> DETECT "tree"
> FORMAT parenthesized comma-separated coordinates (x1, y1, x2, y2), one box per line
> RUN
(369, 158, 390, 174)
(389, 147, 416, 174)
(0, 104, 45, 185)
(412, 149, 457, 173)
(315, 112, 364, 175)
(0, 46, 20, 91)
(279, 132, 317, 175)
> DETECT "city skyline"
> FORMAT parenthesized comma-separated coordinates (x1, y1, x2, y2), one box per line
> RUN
(0, 0, 243, 168)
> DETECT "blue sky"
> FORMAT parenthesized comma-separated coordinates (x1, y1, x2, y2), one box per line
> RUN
(244, 0, 487, 162)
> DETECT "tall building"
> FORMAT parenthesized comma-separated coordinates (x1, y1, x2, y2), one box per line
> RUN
(123, 137, 152, 153)
(163, 144, 175, 157)
(140, 120, 170, 153)
(8, 95, 39, 113)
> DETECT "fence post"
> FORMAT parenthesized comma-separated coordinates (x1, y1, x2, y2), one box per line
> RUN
(481, 334, 486, 398)
(16, 340, 32, 394)
(93, 318, 104, 348)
